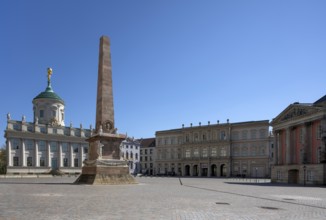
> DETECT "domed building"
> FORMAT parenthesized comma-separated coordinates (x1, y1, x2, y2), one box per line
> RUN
(4, 68, 91, 175)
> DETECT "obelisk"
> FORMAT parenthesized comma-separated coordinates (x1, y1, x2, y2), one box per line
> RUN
(75, 36, 136, 184)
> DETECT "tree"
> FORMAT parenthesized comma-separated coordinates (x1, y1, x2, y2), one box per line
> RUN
(0, 144, 6, 174)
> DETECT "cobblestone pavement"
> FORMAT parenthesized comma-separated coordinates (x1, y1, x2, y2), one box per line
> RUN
(0, 176, 326, 220)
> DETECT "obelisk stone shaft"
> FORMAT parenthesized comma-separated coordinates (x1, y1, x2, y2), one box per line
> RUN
(75, 35, 135, 185)
(96, 36, 115, 133)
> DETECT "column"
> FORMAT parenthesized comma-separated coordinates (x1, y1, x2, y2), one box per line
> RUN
(70, 143, 74, 167)
(190, 164, 193, 176)
(7, 140, 12, 166)
(21, 139, 26, 167)
(59, 142, 63, 168)
(79, 144, 83, 168)
(47, 142, 51, 167)
(35, 141, 39, 167)
(286, 128, 290, 164)
(198, 163, 202, 176)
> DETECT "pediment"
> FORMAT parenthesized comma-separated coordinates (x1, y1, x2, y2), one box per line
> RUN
(271, 104, 320, 125)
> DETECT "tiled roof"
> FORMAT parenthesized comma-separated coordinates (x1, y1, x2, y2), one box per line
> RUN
(140, 138, 155, 148)
(314, 94, 326, 105)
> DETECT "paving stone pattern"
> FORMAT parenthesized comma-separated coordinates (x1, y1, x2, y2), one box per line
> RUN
(0, 176, 326, 220)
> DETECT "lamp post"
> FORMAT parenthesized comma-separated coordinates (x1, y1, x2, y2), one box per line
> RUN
(255, 167, 258, 183)
(303, 165, 306, 186)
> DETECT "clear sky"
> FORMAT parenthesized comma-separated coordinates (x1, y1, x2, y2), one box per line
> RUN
(1, 0, 326, 146)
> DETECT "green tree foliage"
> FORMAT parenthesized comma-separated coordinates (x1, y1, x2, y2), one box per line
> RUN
(0, 144, 6, 174)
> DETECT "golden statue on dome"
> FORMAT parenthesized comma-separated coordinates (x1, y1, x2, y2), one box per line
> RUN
(47, 67, 53, 82)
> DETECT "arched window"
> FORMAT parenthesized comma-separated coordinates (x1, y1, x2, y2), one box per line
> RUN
(126, 151, 129, 159)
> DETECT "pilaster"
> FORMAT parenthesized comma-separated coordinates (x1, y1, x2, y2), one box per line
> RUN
(59, 142, 63, 167)
(35, 141, 39, 167)
(7, 140, 12, 166)
(47, 142, 51, 167)
(21, 139, 26, 167)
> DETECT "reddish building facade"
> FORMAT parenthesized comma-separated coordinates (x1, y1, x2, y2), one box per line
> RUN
(271, 95, 326, 185)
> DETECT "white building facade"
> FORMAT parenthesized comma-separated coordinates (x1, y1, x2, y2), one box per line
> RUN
(120, 138, 140, 175)
(4, 69, 91, 175)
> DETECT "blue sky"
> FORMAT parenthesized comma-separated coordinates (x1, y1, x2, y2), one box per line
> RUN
(1, 0, 326, 146)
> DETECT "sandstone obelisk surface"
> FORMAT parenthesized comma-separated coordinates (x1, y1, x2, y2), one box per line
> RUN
(96, 36, 115, 134)
(75, 36, 136, 184)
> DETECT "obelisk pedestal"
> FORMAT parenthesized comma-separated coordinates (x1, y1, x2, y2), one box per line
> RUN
(75, 36, 136, 184)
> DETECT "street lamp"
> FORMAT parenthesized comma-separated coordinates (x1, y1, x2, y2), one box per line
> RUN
(255, 167, 258, 183)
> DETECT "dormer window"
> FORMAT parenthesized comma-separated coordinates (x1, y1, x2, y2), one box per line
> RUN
(40, 110, 44, 118)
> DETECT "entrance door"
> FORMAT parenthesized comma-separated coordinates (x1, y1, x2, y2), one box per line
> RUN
(202, 168, 208, 176)
(193, 165, 198, 176)
(51, 158, 58, 169)
(220, 164, 226, 177)
(185, 165, 190, 176)
(211, 164, 217, 176)
(288, 169, 299, 184)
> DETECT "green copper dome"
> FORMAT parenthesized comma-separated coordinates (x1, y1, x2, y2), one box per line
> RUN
(33, 83, 65, 104)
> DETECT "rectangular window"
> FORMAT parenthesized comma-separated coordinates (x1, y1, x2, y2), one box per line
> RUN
(185, 149, 191, 158)
(220, 147, 227, 157)
(40, 110, 44, 118)
(39, 141, 46, 151)
(13, 124, 21, 131)
(50, 142, 57, 152)
(277, 170, 281, 180)
(27, 157, 33, 166)
(62, 143, 68, 152)
(40, 127, 46, 134)
(307, 170, 313, 181)
(74, 158, 79, 167)
(73, 144, 79, 153)
(251, 130, 257, 139)
(202, 148, 208, 158)
(242, 130, 248, 140)
(211, 148, 217, 157)
(220, 131, 226, 140)
(260, 129, 266, 138)
(193, 148, 199, 158)
(150, 149, 153, 154)
(26, 140, 34, 150)
(52, 110, 56, 117)
(12, 139, 20, 150)
(84, 146, 88, 154)
(13, 157, 19, 166)
(63, 158, 68, 167)
(145, 149, 148, 154)
(40, 157, 45, 166)
(232, 131, 239, 140)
